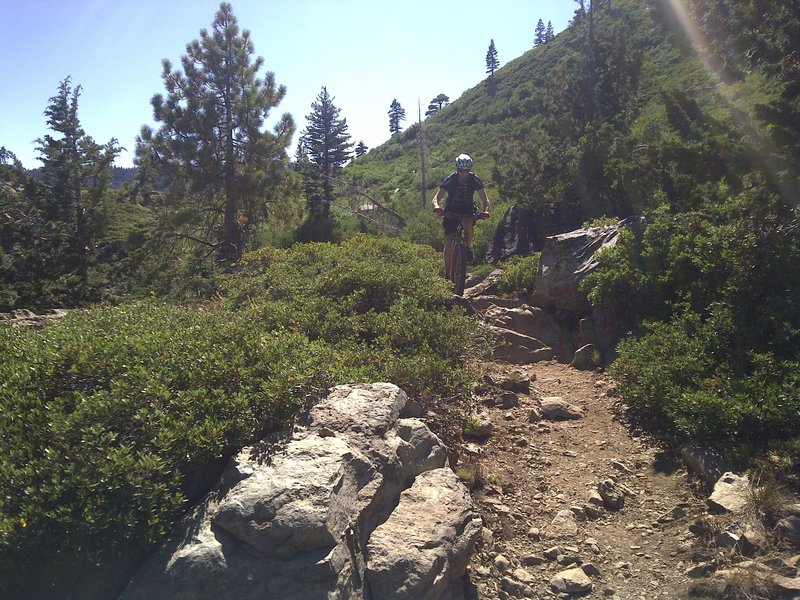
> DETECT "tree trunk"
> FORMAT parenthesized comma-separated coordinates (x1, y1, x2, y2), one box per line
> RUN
(223, 105, 241, 258)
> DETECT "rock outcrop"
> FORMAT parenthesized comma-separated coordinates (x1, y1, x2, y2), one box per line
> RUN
(0, 308, 68, 327)
(121, 383, 482, 600)
(531, 217, 643, 314)
(487, 205, 541, 263)
(469, 217, 645, 366)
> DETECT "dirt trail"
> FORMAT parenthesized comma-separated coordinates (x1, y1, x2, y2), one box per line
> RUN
(462, 360, 709, 599)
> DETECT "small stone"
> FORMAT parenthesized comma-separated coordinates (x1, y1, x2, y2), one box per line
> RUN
(557, 552, 580, 566)
(498, 370, 531, 393)
(482, 527, 494, 544)
(514, 567, 536, 584)
(598, 479, 625, 511)
(549, 509, 579, 537)
(495, 554, 511, 573)
(464, 413, 493, 439)
(315, 424, 341, 438)
(540, 397, 584, 421)
(707, 472, 750, 514)
(685, 561, 716, 577)
(522, 554, 545, 566)
(570, 506, 586, 520)
(610, 459, 633, 474)
(714, 523, 743, 549)
(550, 567, 593, 594)
(544, 546, 563, 560)
(587, 490, 605, 506)
(497, 391, 520, 409)
(740, 524, 767, 556)
(501, 576, 535, 599)
(474, 565, 491, 577)
(584, 504, 603, 520)
(582, 563, 602, 577)
(777, 515, 800, 546)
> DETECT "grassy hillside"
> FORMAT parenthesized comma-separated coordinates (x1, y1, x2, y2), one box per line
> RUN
(346, 0, 798, 242)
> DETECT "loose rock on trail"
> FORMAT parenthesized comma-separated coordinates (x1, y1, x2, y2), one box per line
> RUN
(461, 359, 712, 599)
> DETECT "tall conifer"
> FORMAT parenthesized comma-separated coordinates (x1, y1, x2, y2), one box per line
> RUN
(535, 19, 546, 46)
(300, 86, 352, 221)
(137, 2, 293, 259)
(388, 99, 406, 134)
(486, 39, 499, 77)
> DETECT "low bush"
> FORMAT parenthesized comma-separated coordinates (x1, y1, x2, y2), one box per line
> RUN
(610, 311, 800, 468)
(0, 235, 480, 597)
(589, 191, 800, 473)
(497, 253, 541, 295)
(222, 234, 480, 397)
(0, 302, 334, 595)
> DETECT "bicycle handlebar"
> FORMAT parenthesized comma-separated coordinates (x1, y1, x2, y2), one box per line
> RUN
(434, 208, 489, 219)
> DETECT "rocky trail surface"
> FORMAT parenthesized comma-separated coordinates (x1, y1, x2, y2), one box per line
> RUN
(457, 358, 799, 599)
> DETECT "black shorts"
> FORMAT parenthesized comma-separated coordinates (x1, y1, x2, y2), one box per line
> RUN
(443, 204, 477, 237)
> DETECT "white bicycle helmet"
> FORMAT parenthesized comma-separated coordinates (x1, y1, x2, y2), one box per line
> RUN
(455, 153, 473, 170)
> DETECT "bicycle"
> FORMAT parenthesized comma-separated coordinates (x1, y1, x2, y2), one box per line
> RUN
(437, 209, 488, 296)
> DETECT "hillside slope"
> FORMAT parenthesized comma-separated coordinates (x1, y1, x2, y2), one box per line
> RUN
(345, 0, 798, 246)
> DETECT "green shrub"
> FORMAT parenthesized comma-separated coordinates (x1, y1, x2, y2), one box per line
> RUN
(223, 235, 480, 397)
(0, 235, 478, 590)
(610, 311, 800, 466)
(498, 253, 541, 294)
(468, 262, 496, 283)
(0, 302, 334, 594)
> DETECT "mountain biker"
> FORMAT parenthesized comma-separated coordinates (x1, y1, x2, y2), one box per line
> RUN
(432, 154, 490, 269)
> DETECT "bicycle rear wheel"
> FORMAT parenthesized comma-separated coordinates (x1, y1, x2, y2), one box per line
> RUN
(453, 242, 467, 296)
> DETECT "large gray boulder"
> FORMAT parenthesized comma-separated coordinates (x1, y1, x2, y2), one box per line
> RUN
(486, 324, 556, 365)
(487, 205, 541, 263)
(531, 217, 644, 315)
(121, 383, 481, 600)
(366, 468, 483, 599)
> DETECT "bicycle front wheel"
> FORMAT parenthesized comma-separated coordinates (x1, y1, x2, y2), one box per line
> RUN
(453, 242, 467, 296)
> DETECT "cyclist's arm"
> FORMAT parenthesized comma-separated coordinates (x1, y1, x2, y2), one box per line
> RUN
(432, 187, 446, 212)
(477, 188, 490, 214)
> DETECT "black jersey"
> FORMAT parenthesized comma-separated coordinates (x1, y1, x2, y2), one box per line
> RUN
(440, 171, 484, 214)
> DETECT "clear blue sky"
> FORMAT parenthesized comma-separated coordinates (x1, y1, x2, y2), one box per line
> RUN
(1, 1, 575, 169)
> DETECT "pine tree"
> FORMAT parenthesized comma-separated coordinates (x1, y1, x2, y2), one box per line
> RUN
(573, 0, 586, 23)
(36, 77, 119, 285)
(546, 20, 555, 42)
(355, 141, 368, 157)
(388, 99, 406, 134)
(535, 19, 546, 46)
(136, 2, 294, 260)
(425, 93, 450, 116)
(486, 39, 499, 77)
(300, 86, 352, 221)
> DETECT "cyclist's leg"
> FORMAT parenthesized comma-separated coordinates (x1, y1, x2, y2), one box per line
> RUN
(462, 216, 477, 261)
(444, 238, 452, 277)
(443, 214, 459, 277)
(462, 217, 475, 248)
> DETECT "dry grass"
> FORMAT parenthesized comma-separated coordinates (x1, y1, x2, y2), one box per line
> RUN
(688, 567, 775, 600)
(747, 468, 795, 530)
